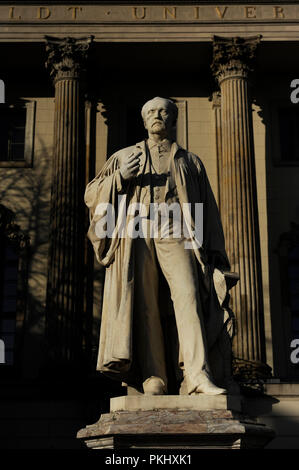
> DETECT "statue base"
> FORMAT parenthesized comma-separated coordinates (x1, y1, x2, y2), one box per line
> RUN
(77, 395, 274, 449)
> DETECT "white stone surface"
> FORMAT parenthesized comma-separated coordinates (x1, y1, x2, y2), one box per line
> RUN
(110, 394, 242, 412)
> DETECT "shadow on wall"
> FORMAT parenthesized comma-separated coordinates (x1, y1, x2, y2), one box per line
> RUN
(255, 85, 299, 380)
(0, 136, 52, 378)
(0, 133, 108, 380)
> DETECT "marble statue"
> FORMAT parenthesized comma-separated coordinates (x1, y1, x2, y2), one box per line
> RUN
(85, 97, 235, 396)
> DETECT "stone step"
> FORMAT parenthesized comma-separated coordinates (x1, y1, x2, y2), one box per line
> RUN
(110, 394, 242, 412)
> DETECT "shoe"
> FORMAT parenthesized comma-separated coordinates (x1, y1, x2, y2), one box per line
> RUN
(143, 376, 166, 395)
(194, 380, 227, 395)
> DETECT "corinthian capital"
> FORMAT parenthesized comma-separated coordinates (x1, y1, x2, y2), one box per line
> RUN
(211, 35, 261, 84)
(45, 36, 93, 83)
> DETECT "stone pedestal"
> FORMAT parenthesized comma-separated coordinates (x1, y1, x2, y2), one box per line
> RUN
(77, 395, 274, 449)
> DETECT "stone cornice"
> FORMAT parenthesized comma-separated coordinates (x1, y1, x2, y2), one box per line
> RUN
(211, 35, 261, 83)
(0, 1, 296, 4)
(45, 35, 93, 83)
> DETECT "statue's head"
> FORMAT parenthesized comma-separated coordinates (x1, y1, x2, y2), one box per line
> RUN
(141, 97, 178, 139)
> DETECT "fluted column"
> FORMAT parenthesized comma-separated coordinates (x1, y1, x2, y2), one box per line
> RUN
(211, 91, 223, 214)
(82, 96, 97, 366)
(211, 36, 268, 377)
(45, 36, 93, 367)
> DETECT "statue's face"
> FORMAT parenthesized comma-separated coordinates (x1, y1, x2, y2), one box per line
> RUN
(143, 98, 174, 137)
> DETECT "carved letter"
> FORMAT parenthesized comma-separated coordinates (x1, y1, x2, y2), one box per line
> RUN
(245, 7, 256, 19)
(132, 7, 146, 20)
(163, 7, 176, 20)
(194, 7, 199, 20)
(215, 7, 228, 19)
(273, 6, 285, 19)
(9, 7, 15, 19)
(37, 7, 51, 20)
(68, 7, 82, 20)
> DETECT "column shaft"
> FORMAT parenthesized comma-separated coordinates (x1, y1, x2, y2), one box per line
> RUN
(212, 92, 223, 214)
(45, 36, 93, 366)
(212, 36, 267, 374)
(221, 76, 262, 362)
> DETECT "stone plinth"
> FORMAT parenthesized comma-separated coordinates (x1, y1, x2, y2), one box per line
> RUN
(110, 394, 242, 412)
(77, 395, 274, 449)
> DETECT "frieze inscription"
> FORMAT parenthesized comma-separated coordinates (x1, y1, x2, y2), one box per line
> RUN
(1, 4, 298, 23)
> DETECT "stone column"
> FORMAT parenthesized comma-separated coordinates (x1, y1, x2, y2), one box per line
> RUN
(82, 96, 97, 366)
(211, 36, 269, 379)
(45, 36, 93, 367)
(211, 91, 222, 214)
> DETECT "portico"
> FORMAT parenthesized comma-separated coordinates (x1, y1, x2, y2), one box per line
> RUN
(0, 1, 299, 448)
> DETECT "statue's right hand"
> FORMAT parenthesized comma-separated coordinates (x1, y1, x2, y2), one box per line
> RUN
(119, 152, 142, 181)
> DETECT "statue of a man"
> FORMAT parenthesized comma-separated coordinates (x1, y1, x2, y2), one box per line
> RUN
(85, 97, 234, 396)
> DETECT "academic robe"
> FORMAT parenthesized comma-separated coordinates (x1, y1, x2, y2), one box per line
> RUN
(85, 140, 233, 388)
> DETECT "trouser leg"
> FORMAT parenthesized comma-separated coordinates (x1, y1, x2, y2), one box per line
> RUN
(134, 235, 168, 389)
(154, 238, 210, 394)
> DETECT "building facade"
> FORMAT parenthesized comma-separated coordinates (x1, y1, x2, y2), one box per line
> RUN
(0, 0, 299, 449)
